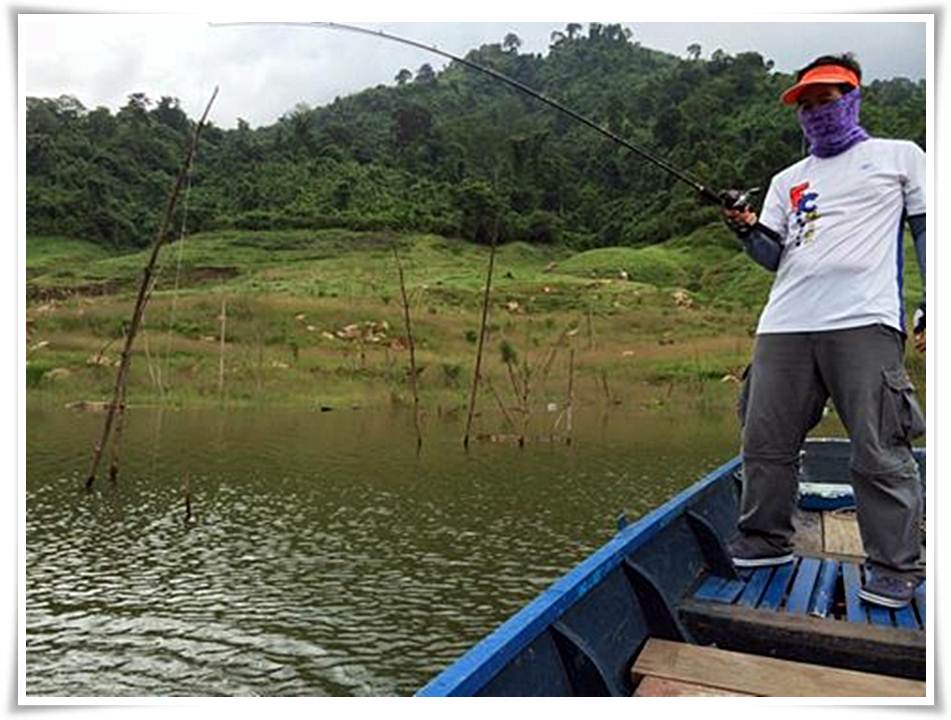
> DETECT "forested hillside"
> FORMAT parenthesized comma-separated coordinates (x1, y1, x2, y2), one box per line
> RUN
(26, 23, 925, 251)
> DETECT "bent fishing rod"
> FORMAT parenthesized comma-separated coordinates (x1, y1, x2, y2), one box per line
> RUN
(213, 21, 757, 209)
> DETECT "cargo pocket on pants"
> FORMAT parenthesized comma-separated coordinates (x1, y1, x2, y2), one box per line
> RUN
(880, 367, 926, 444)
(736, 363, 752, 427)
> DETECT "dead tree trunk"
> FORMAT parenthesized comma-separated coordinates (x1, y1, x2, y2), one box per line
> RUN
(392, 241, 422, 451)
(85, 87, 219, 491)
(218, 295, 227, 402)
(463, 221, 499, 449)
(107, 381, 127, 483)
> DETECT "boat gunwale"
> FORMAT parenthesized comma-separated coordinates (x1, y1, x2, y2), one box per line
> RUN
(416, 455, 743, 696)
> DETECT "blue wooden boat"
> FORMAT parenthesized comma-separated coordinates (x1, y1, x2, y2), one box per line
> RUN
(417, 439, 926, 697)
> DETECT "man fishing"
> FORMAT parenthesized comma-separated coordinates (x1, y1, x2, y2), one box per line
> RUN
(278, 24, 928, 608)
(722, 54, 927, 609)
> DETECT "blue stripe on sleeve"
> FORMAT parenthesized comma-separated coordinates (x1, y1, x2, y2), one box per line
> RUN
(896, 218, 905, 333)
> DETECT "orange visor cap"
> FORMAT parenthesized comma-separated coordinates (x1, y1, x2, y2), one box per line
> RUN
(780, 65, 860, 105)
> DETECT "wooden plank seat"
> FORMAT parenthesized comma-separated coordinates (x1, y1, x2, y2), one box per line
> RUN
(634, 676, 754, 697)
(632, 638, 925, 697)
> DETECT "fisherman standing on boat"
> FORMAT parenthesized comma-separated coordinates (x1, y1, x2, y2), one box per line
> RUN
(722, 54, 927, 609)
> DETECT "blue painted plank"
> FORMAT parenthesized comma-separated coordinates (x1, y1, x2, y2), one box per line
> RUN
(693, 575, 745, 603)
(712, 579, 746, 603)
(737, 567, 774, 608)
(693, 575, 726, 601)
(914, 581, 926, 628)
(758, 560, 797, 611)
(786, 557, 822, 615)
(867, 603, 894, 627)
(893, 603, 918, 630)
(416, 455, 743, 696)
(842, 562, 867, 624)
(807, 559, 839, 618)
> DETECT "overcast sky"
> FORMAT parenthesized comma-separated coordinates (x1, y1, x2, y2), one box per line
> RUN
(20, 16, 928, 129)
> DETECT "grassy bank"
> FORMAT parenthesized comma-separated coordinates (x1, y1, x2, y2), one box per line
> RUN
(25, 227, 925, 415)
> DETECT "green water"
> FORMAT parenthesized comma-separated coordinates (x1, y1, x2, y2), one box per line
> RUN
(26, 403, 745, 696)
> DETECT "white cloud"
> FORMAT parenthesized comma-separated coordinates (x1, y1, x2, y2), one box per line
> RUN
(20, 16, 927, 129)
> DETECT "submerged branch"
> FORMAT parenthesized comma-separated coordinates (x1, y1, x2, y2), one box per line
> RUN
(85, 86, 219, 491)
(463, 219, 499, 449)
(393, 240, 423, 451)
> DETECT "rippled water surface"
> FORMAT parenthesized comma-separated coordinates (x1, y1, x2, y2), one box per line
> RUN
(26, 403, 741, 696)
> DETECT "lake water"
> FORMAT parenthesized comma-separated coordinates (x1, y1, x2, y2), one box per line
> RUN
(26, 401, 748, 696)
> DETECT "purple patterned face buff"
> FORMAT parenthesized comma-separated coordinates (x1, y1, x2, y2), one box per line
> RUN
(797, 88, 870, 158)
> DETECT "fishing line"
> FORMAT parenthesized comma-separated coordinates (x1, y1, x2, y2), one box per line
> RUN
(210, 21, 727, 205)
(141, 289, 161, 394)
(160, 155, 196, 395)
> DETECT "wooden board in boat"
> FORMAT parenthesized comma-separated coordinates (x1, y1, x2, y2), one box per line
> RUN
(632, 638, 925, 697)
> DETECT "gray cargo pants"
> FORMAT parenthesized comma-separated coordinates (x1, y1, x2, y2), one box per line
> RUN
(738, 324, 925, 580)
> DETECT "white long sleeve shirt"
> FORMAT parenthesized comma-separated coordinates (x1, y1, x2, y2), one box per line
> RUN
(757, 138, 926, 335)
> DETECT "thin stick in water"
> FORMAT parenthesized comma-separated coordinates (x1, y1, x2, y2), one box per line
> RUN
(85, 86, 219, 491)
(392, 240, 422, 451)
(93, 335, 119, 368)
(463, 219, 499, 449)
(485, 375, 517, 432)
(519, 353, 531, 447)
(107, 381, 127, 483)
(183, 472, 194, 524)
(600, 368, 611, 405)
(538, 324, 571, 383)
(504, 354, 523, 407)
(218, 295, 227, 402)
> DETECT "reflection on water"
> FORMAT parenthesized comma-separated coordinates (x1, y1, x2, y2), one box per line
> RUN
(27, 403, 745, 696)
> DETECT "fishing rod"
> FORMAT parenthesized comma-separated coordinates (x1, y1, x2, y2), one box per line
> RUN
(212, 21, 751, 209)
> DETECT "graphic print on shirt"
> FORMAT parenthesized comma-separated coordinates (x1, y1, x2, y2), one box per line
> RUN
(789, 181, 820, 248)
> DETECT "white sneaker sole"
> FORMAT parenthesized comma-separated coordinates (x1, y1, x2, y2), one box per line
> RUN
(731, 553, 795, 568)
(858, 588, 911, 609)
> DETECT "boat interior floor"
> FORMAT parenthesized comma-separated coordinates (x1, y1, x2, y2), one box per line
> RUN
(680, 551, 926, 681)
(631, 638, 926, 697)
(692, 555, 926, 630)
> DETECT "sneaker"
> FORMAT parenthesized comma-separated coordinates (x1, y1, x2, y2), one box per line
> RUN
(727, 534, 795, 568)
(858, 573, 918, 609)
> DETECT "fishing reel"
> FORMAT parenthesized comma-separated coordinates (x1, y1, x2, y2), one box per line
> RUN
(719, 187, 761, 237)
(720, 186, 761, 212)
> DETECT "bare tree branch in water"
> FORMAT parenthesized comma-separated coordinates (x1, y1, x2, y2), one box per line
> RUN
(85, 87, 219, 491)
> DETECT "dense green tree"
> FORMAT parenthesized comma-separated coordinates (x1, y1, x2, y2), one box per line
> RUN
(414, 63, 436, 84)
(151, 96, 190, 134)
(25, 36, 925, 251)
(455, 178, 503, 244)
(502, 32, 522, 53)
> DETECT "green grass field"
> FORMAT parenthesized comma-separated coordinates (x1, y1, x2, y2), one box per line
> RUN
(25, 227, 925, 412)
